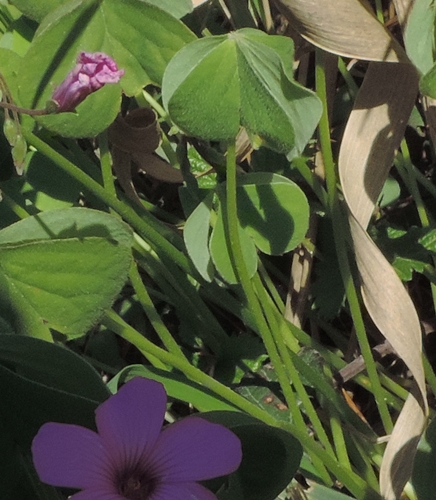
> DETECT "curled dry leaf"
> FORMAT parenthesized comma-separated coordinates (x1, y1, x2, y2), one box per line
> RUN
(108, 107, 183, 207)
(272, 0, 409, 62)
(275, 0, 427, 498)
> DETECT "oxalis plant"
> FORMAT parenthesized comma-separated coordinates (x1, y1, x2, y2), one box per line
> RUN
(2, 0, 436, 499)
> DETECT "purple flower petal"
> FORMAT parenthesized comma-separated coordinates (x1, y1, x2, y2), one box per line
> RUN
(96, 377, 167, 468)
(32, 423, 111, 489)
(150, 481, 218, 500)
(148, 417, 242, 482)
(68, 489, 124, 500)
(51, 51, 124, 112)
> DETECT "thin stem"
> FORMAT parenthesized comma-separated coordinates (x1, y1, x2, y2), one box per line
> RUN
(98, 129, 117, 201)
(291, 156, 328, 206)
(141, 89, 168, 119)
(374, 0, 384, 23)
(129, 261, 187, 359)
(337, 57, 359, 98)
(253, 274, 336, 458)
(316, 49, 393, 434)
(0, 188, 31, 219)
(0, 100, 48, 116)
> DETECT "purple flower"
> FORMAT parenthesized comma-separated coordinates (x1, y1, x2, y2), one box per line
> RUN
(32, 377, 242, 500)
(51, 51, 124, 112)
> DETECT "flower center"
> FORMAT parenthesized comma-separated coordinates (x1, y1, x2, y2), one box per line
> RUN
(116, 465, 158, 500)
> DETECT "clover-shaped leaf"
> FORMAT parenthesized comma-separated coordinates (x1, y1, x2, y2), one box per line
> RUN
(163, 28, 322, 156)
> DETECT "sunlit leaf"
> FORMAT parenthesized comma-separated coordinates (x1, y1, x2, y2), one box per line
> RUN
(162, 28, 321, 155)
(0, 208, 132, 339)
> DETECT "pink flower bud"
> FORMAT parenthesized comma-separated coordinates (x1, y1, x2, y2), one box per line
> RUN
(51, 52, 124, 112)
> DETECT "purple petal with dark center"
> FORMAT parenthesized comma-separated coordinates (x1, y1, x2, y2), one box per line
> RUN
(96, 377, 167, 468)
(68, 488, 125, 500)
(32, 423, 111, 489)
(150, 481, 218, 500)
(148, 417, 242, 482)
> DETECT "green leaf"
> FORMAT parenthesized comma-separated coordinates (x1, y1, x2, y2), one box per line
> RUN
(108, 364, 239, 412)
(372, 224, 431, 281)
(420, 63, 436, 99)
(0, 335, 109, 447)
(209, 199, 258, 284)
(9, 0, 63, 22)
(0, 207, 133, 339)
(10, 0, 192, 22)
(200, 411, 303, 500)
(412, 416, 436, 500)
(163, 28, 322, 154)
(236, 173, 309, 255)
(0, 48, 21, 97)
(141, 0, 193, 19)
(0, 336, 108, 498)
(215, 334, 267, 384)
(17, 0, 196, 137)
(184, 191, 215, 282)
(18, 151, 86, 211)
(377, 176, 401, 208)
(404, 0, 436, 74)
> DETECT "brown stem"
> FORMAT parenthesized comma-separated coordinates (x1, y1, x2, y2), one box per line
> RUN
(0, 101, 48, 116)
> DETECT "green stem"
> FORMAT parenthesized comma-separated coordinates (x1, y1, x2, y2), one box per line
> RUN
(337, 57, 359, 98)
(0, 188, 31, 219)
(291, 156, 328, 206)
(253, 274, 336, 458)
(224, 142, 335, 483)
(129, 261, 187, 359)
(98, 129, 117, 201)
(316, 49, 393, 434)
(133, 246, 227, 353)
(141, 89, 168, 119)
(374, 0, 384, 23)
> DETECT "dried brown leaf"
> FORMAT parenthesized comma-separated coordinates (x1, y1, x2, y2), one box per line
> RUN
(273, 0, 408, 62)
(109, 108, 183, 206)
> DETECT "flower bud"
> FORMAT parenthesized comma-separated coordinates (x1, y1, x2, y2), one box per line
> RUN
(12, 135, 27, 175)
(51, 52, 124, 112)
(3, 118, 18, 146)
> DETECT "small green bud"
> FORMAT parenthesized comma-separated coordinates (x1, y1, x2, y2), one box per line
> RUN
(3, 118, 18, 146)
(12, 135, 27, 175)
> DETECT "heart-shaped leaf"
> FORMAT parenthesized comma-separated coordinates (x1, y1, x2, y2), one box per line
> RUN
(0, 208, 133, 339)
(162, 28, 322, 155)
(17, 0, 196, 137)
